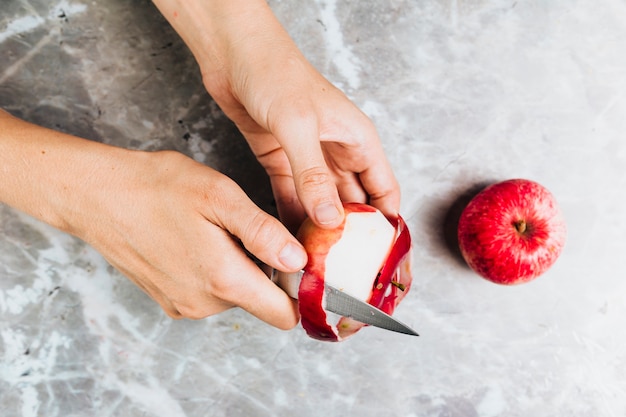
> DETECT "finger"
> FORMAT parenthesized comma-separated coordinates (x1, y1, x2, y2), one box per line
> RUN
(334, 171, 367, 204)
(105, 255, 190, 319)
(230, 258, 301, 330)
(211, 176, 307, 273)
(358, 152, 401, 217)
(327, 115, 401, 217)
(268, 172, 307, 234)
(238, 131, 307, 234)
(269, 107, 344, 229)
(338, 115, 401, 217)
(208, 236, 300, 330)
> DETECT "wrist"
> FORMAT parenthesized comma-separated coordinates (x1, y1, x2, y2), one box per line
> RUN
(152, 0, 265, 70)
(151, 0, 293, 95)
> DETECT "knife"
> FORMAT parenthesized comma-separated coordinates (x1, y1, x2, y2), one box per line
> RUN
(262, 266, 418, 337)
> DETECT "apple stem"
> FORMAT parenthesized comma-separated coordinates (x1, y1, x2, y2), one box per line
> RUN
(391, 281, 406, 291)
(515, 219, 527, 234)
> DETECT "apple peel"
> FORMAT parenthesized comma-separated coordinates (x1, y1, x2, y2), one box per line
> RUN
(296, 203, 413, 342)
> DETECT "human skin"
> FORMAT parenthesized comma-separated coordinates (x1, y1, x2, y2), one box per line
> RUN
(151, 0, 401, 231)
(0, 0, 400, 329)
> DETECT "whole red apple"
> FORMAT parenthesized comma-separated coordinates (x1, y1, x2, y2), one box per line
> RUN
(296, 202, 412, 341)
(457, 179, 566, 285)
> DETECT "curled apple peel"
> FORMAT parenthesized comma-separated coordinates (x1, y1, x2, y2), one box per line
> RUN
(296, 203, 413, 342)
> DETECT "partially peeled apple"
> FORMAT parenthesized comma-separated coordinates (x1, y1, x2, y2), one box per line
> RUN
(296, 202, 412, 342)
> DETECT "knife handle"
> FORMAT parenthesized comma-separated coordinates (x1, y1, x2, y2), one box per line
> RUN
(272, 269, 303, 299)
(257, 263, 302, 299)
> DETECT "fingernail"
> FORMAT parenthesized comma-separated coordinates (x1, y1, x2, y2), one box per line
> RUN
(279, 242, 307, 271)
(314, 202, 341, 225)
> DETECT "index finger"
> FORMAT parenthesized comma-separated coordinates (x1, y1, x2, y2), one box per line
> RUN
(358, 145, 401, 218)
(326, 110, 401, 218)
(269, 103, 345, 229)
(218, 253, 300, 330)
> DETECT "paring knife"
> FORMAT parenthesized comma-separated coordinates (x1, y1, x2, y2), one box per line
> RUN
(262, 266, 418, 337)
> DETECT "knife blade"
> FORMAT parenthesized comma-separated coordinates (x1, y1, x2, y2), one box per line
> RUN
(266, 267, 418, 337)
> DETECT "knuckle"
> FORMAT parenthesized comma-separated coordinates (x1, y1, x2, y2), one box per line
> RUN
(174, 304, 208, 320)
(163, 307, 184, 320)
(242, 212, 281, 249)
(269, 102, 317, 137)
(298, 167, 333, 191)
(168, 277, 233, 321)
(278, 316, 299, 331)
(207, 277, 230, 300)
(205, 273, 239, 306)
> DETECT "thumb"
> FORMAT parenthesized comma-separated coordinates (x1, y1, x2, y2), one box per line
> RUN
(207, 183, 307, 329)
(271, 110, 344, 229)
(214, 179, 308, 273)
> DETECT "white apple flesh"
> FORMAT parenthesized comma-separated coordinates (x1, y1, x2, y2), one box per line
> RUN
(296, 202, 412, 342)
(323, 209, 396, 300)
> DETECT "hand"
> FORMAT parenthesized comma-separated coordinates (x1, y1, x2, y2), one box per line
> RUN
(153, 0, 401, 232)
(209, 45, 402, 233)
(0, 112, 306, 329)
(77, 150, 307, 329)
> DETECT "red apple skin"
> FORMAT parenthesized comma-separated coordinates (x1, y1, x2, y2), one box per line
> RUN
(457, 179, 566, 285)
(296, 202, 412, 341)
(296, 205, 357, 341)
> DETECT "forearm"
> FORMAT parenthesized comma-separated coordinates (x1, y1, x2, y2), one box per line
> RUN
(151, 0, 301, 90)
(0, 109, 131, 235)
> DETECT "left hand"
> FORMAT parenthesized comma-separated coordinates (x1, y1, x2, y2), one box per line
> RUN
(153, 0, 401, 232)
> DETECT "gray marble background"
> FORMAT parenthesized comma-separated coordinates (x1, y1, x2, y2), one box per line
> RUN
(1, 1, 625, 416)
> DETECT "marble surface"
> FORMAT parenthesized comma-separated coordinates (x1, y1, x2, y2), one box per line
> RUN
(1, 0, 625, 416)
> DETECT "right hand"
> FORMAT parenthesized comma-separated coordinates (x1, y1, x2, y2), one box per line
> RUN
(73, 149, 307, 329)
(0, 111, 306, 329)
